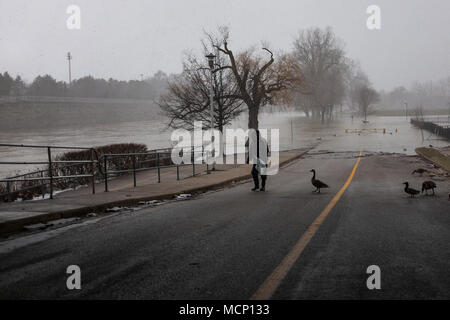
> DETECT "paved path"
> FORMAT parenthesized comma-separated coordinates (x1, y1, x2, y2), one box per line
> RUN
(0, 150, 449, 299)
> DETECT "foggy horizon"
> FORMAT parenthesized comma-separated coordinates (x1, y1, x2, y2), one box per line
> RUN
(1, 0, 449, 91)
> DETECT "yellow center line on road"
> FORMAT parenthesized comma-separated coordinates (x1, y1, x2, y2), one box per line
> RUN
(251, 149, 363, 300)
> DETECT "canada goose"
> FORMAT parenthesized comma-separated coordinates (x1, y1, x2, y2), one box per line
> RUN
(403, 182, 420, 198)
(310, 169, 329, 193)
(412, 168, 427, 175)
(422, 181, 437, 195)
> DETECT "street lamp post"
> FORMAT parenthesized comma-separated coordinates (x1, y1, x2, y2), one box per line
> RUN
(205, 53, 216, 172)
(67, 52, 72, 86)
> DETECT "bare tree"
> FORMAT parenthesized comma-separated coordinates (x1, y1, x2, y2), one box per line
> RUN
(357, 84, 380, 121)
(159, 30, 243, 132)
(292, 27, 347, 122)
(213, 34, 301, 129)
(346, 63, 371, 114)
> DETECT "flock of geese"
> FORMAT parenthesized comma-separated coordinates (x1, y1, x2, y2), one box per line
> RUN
(310, 167, 440, 198)
(403, 168, 437, 198)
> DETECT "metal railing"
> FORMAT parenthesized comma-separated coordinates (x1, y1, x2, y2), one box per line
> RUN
(411, 119, 450, 140)
(99, 146, 205, 192)
(1, 143, 209, 202)
(417, 116, 450, 127)
(0, 144, 97, 202)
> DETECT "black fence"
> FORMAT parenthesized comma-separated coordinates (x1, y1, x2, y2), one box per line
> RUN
(99, 147, 207, 192)
(0, 144, 210, 203)
(410, 118, 450, 140)
(0, 144, 98, 202)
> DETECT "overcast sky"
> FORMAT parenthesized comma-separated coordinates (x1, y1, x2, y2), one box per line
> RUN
(0, 0, 449, 91)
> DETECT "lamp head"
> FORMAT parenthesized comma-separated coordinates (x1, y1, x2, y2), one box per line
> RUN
(205, 53, 216, 69)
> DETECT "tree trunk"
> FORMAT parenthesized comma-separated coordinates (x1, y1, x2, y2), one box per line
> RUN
(312, 109, 319, 120)
(304, 110, 310, 118)
(248, 106, 259, 129)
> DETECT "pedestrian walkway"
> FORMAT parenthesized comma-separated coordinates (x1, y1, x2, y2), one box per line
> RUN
(0, 149, 307, 235)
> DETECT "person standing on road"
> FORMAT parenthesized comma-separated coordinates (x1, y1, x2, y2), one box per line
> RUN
(246, 129, 270, 192)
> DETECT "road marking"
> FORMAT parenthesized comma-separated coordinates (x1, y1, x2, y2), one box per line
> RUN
(251, 149, 363, 300)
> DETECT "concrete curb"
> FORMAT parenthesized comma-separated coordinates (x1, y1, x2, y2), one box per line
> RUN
(0, 150, 308, 237)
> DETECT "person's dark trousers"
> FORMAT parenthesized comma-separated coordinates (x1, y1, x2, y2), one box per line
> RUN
(251, 164, 259, 188)
(261, 174, 267, 189)
(251, 164, 267, 189)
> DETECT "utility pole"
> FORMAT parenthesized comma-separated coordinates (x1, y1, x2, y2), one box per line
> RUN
(67, 52, 72, 86)
(290, 119, 294, 149)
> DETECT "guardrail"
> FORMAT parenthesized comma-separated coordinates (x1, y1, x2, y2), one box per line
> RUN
(0, 144, 98, 202)
(99, 146, 206, 192)
(417, 116, 450, 126)
(411, 119, 450, 140)
(0, 143, 211, 202)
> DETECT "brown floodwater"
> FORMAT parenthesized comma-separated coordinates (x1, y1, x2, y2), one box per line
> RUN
(0, 112, 448, 178)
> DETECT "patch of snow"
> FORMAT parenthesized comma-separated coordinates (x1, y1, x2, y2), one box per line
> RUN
(176, 193, 192, 200)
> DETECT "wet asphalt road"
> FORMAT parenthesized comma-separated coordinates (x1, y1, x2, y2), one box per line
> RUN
(0, 152, 449, 299)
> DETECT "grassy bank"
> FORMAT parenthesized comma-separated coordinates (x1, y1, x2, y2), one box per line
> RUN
(415, 147, 450, 172)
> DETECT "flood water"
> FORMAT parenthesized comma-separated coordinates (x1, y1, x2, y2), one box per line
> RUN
(0, 112, 448, 178)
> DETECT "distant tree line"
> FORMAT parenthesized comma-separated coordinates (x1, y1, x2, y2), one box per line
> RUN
(378, 77, 450, 112)
(0, 71, 169, 100)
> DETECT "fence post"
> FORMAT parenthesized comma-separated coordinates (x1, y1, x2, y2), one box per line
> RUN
(91, 149, 95, 194)
(47, 147, 53, 199)
(157, 152, 161, 183)
(176, 164, 179, 181)
(104, 155, 108, 192)
(41, 171, 45, 199)
(192, 148, 195, 177)
(132, 155, 137, 187)
(6, 180, 11, 202)
(204, 145, 209, 174)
